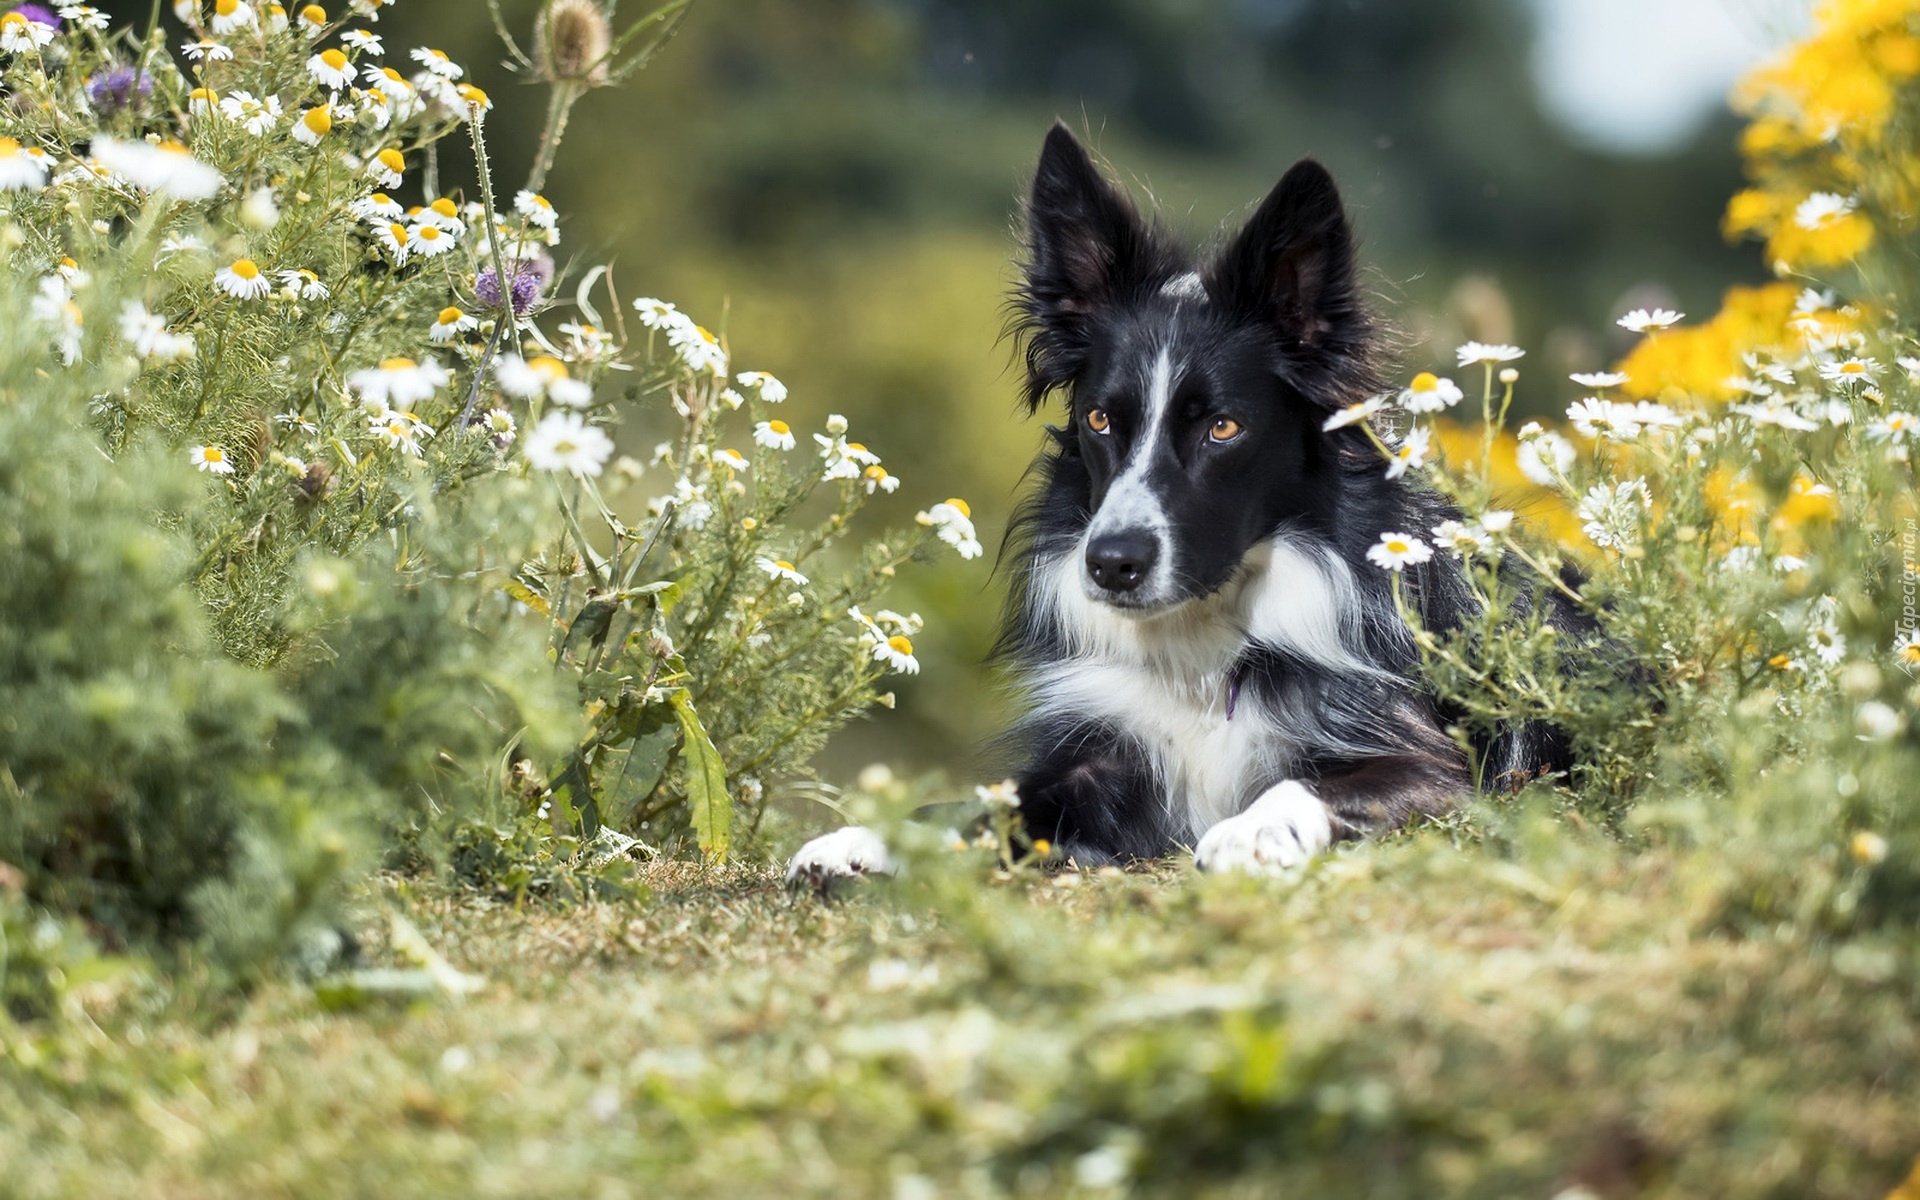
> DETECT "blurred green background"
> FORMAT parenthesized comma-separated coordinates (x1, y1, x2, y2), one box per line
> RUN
(114, 0, 1801, 778)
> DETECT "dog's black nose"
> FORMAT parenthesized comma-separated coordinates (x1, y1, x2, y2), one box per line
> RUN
(1086, 531, 1158, 594)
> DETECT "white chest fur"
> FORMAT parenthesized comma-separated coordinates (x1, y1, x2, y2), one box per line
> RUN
(1027, 534, 1374, 836)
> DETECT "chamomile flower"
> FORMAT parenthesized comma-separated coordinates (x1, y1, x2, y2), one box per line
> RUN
(417, 197, 466, 234)
(292, 104, 333, 144)
(736, 370, 787, 402)
(713, 448, 750, 472)
(917, 499, 983, 559)
(1398, 372, 1463, 413)
(1577, 479, 1652, 550)
(275, 408, 318, 435)
(1322, 395, 1385, 431)
(340, 29, 380, 51)
(367, 147, 405, 187)
(1567, 397, 1640, 441)
(58, 5, 111, 31)
(1794, 191, 1855, 230)
(668, 320, 728, 376)
(1, 10, 56, 53)
(209, 0, 255, 34)
(220, 90, 284, 137)
(863, 465, 901, 494)
(1455, 341, 1524, 366)
(1569, 370, 1629, 389)
(1431, 519, 1485, 557)
(182, 39, 235, 61)
(1807, 599, 1847, 666)
(1817, 356, 1879, 385)
(455, 83, 492, 115)
(373, 221, 410, 264)
(349, 191, 404, 220)
(1480, 510, 1514, 533)
(0, 137, 48, 190)
(278, 268, 328, 300)
(482, 408, 516, 445)
(495, 354, 587, 405)
(825, 413, 849, 435)
(1366, 531, 1433, 571)
(187, 86, 218, 116)
(92, 137, 222, 200)
(119, 300, 196, 362)
(523, 410, 614, 477)
(409, 222, 454, 258)
(1893, 629, 1920, 671)
(1736, 397, 1821, 432)
(429, 305, 476, 342)
(214, 258, 273, 299)
(744, 420, 790, 452)
(308, 46, 356, 89)
(631, 297, 681, 329)
(1384, 425, 1431, 479)
(872, 634, 920, 675)
(1867, 411, 1919, 442)
(190, 445, 236, 475)
(295, 2, 325, 32)
(1617, 308, 1683, 333)
(514, 190, 557, 230)
(758, 557, 809, 586)
(1514, 423, 1573, 485)
(348, 356, 449, 408)
(410, 46, 462, 77)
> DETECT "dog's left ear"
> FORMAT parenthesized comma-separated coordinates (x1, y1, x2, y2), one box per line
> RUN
(1206, 159, 1362, 355)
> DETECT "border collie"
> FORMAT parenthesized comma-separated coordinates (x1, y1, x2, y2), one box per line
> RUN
(789, 123, 1569, 885)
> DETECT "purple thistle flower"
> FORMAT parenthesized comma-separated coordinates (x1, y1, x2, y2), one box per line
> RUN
(475, 260, 547, 316)
(13, 4, 60, 28)
(86, 66, 154, 116)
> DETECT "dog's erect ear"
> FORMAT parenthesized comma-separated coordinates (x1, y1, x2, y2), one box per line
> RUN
(1207, 159, 1363, 356)
(1015, 123, 1168, 411)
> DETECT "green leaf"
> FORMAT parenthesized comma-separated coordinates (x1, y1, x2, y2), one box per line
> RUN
(605, 713, 676, 826)
(669, 688, 731, 861)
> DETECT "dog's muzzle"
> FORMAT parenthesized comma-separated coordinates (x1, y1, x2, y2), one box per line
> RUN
(1085, 529, 1159, 596)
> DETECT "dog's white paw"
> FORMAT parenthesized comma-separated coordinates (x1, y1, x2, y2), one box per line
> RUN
(1192, 781, 1334, 875)
(785, 825, 895, 890)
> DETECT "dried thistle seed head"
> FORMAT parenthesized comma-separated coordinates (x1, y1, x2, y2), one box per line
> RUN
(535, 0, 612, 84)
(296, 460, 334, 500)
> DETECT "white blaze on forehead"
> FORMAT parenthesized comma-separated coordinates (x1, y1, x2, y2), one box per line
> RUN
(1161, 272, 1205, 301)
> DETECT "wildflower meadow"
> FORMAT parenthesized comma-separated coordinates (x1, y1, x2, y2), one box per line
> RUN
(2, 0, 1919, 1197)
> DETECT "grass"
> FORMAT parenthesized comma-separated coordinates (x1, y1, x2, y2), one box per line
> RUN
(4, 800, 1916, 1199)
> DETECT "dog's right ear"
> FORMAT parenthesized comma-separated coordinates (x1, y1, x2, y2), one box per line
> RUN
(1015, 123, 1160, 412)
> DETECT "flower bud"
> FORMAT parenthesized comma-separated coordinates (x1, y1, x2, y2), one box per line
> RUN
(536, 0, 612, 84)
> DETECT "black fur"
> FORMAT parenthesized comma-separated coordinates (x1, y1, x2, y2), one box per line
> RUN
(997, 124, 1572, 866)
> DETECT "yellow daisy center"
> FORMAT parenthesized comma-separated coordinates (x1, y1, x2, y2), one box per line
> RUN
(302, 106, 332, 135)
(230, 259, 260, 280)
(0, 137, 19, 155)
(1, 13, 26, 27)
(530, 194, 552, 210)
(59, 257, 75, 270)
(1410, 371, 1438, 391)
(379, 356, 417, 371)
(437, 306, 464, 325)
(864, 465, 887, 480)
(386, 223, 408, 243)
(945, 498, 971, 518)
(768, 420, 790, 435)
(380, 67, 405, 84)
(299, 3, 326, 23)
(528, 356, 568, 381)
(430, 197, 459, 218)
(1901, 645, 1920, 664)
(1384, 538, 1411, 554)
(204, 447, 226, 463)
(319, 48, 348, 71)
(191, 87, 216, 102)
(1840, 361, 1866, 374)
(417, 226, 442, 242)
(458, 85, 488, 106)
(376, 148, 405, 174)
(847, 442, 869, 454)
(775, 560, 796, 572)
(369, 192, 393, 207)
(888, 635, 914, 655)
(215, 0, 239, 15)
(697, 325, 718, 345)
(158, 140, 191, 155)
(1768, 653, 1793, 670)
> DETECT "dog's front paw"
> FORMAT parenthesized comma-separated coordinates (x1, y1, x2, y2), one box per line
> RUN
(1193, 781, 1334, 875)
(785, 825, 895, 892)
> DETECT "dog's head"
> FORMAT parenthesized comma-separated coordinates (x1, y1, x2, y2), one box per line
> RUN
(1014, 123, 1381, 614)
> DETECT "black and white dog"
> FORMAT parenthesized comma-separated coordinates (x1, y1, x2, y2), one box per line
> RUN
(789, 123, 1569, 883)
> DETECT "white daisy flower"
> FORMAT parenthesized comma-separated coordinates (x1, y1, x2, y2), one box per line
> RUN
(1515, 424, 1575, 485)
(277, 268, 329, 300)
(1817, 356, 1879, 385)
(1576, 479, 1652, 550)
(295, 2, 326, 33)
(119, 301, 197, 362)
(916, 499, 983, 559)
(1735, 398, 1821, 432)
(1566, 397, 1638, 440)
(182, 39, 235, 61)
(754, 419, 796, 451)
(372, 221, 410, 264)
(291, 104, 334, 145)
(410, 46, 462, 77)
(368, 410, 428, 457)
(409, 222, 455, 258)
(1431, 519, 1485, 557)
(275, 408, 317, 435)
(1322, 395, 1386, 431)
(1398, 372, 1463, 414)
(1455, 342, 1525, 366)
(872, 633, 920, 675)
(349, 192, 404, 220)
(1617, 308, 1683, 333)
(1630, 401, 1683, 429)
(1480, 509, 1515, 534)
(1794, 191, 1855, 231)
(209, 0, 255, 33)
(1773, 554, 1809, 573)
(308, 47, 357, 89)
(348, 356, 449, 408)
(341, 29, 380, 51)
(455, 83, 492, 116)
(0, 10, 54, 53)
(58, 6, 112, 31)
(757, 557, 809, 586)
(187, 86, 219, 116)
(824, 413, 848, 435)
(91, 137, 223, 200)
(668, 320, 728, 376)
(482, 408, 516, 445)
(631, 297, 681, 329)
(1366, 531, 1433, 571)
(416, 197, 466, 234)
(219, 90, 285, 137)
(429, 305, 476, 342)
(190, 445, 236, 475)
(1384, 425, 1431, 479)
(1893, 629, 1920, 671)
(214, 258, 274, 299)
(367, 147, 405, 188)
(1568, 371, 1630, 389)
(514, 190, 557, 230)
(1807, 600, 1847, 666)
(1868, 411, 1919, 442)
(736, 370, 787, 403)
(350, 0, 386, 20)
(495, 353, 575, 401)
(863, 465, 901, 494)
(713, 448, 750, 472)
(523, 411, 614, 477)
(0, 137, 48, 190)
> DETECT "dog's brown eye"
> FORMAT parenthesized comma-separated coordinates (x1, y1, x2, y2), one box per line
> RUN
(1086, 408, 1111, 434)
(1209, 416, 1244, 442)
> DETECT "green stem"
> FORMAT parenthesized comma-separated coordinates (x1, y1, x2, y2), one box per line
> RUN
(468, 108, 521, 348)
(525, 81, 584, 195)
